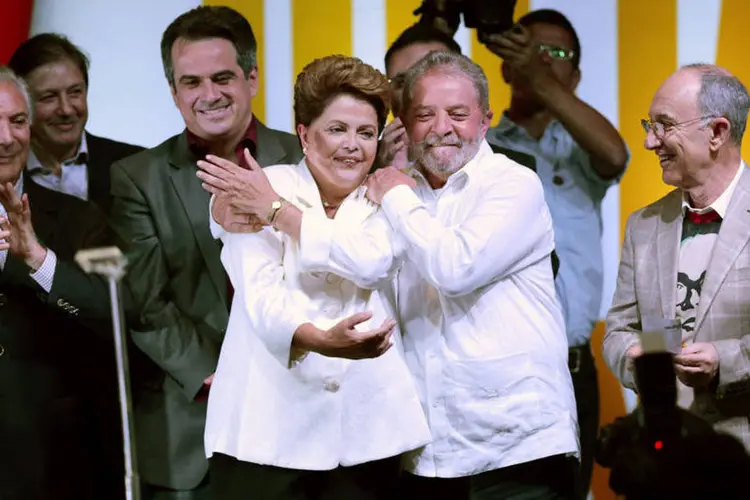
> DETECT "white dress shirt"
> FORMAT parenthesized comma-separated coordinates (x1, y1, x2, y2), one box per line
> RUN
(27, 133, 89, 201)
(204, 160, 431, 470)
(300, 141, 580, 478)
(0, 175, 56, 292)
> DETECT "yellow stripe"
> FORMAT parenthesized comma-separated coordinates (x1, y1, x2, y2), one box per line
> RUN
(471, 0, 529, 122)
(205, 0, 266, 123)
(618, 0, 677, 238)
(292, 0, 352, 78)
(385, 0, 422, 50)
(715, 0, 750, 159)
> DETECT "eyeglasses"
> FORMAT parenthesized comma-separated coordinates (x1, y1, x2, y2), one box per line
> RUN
(640, 116, 716, 137)
(388, 73, 406, 89)
(537, 44, 575, 61)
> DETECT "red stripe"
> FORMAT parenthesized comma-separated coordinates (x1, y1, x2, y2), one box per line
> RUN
(0, 0, 33, 64)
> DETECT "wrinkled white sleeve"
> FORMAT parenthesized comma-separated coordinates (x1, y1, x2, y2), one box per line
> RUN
(298, 207, 402, 289)
(380, 170, 554, 297)
(209, 195, 224, 240)
(221, 228, 309, 367)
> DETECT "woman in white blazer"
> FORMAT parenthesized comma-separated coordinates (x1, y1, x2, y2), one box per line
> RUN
(197, 55, 430, 500)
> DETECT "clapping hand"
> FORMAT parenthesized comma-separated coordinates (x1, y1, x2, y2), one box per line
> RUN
(197, 148, 279, 223)
(212, 195, 266, 234)
(0, 183, 46, 269)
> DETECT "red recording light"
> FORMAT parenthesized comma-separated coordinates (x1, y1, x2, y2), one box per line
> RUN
(654, 440, 664, 450)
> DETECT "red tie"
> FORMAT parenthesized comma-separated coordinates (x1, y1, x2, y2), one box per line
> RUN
(685, 209, 721, 224)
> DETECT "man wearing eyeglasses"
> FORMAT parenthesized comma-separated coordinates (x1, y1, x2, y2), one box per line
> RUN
(482, 8, 629, 499)
(604, 64, 750, 453)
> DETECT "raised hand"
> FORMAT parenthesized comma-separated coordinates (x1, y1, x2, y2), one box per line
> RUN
(0, 184, 46, 269)
(197, 148, 280, 222)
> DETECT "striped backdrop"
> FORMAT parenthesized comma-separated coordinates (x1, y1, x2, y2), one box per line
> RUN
(10, 1, 750, 498)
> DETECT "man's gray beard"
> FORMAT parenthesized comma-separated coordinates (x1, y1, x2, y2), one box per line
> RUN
(409, 131, 483, 179)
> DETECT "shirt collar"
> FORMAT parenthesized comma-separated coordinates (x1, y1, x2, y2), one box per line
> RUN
(681, 160, 745, 218)
(186, 115, 258, 162)
(15, 172, 23, 197)
(494, 112, 560, 141)
(26, 132, 89, 173)
(407, 140, 493, 188)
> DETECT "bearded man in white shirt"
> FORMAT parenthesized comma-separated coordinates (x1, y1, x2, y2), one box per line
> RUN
(199, 50, 581, 499)
(364, 51, 580, 499)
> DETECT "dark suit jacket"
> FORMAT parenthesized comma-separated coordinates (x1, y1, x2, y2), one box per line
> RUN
(109, 121, 302, 489)
(85, 132, 143, 214)
(0, 177, 116, 500)
(488, 143, 537, 172)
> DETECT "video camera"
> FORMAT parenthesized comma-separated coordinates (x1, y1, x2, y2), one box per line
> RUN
(413, 0, 518, 43)
(595, 338, 749, 498)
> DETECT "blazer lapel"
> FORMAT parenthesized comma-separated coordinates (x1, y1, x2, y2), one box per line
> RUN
(168, 133, 226, 301)
(656, 190, 683, 318)
(84, 132, 110, 211)
(255, 120, 289, 167)
(694, 168, 750, 335)
(23, 174, 72, 255)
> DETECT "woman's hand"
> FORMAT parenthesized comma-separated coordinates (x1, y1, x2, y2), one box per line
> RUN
(196, 148, 279, 221)
(212, 195, 266, 233)
(293, 312, 395, 360)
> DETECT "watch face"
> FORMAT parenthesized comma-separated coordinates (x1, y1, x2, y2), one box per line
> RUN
(272, 201, 282, 209)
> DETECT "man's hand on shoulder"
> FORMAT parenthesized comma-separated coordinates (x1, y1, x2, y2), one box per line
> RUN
(365, 167, 416, 205)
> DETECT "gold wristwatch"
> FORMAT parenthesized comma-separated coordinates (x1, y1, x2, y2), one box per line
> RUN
(267, 198, 285, 224)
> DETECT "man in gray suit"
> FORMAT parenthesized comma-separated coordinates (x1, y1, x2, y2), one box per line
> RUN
(109, 6, 302, 499)
(604, 64, 750, 451)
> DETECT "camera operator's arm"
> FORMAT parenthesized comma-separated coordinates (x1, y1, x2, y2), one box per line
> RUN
(603, 214, 642, 390)
(486, 26, 628, 180)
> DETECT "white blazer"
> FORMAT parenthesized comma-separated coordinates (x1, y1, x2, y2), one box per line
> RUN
(203, 160, 431, 470)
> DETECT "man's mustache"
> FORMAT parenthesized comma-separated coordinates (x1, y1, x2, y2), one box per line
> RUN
(50, 117, 78, 126)
(420, 134, 463, 148)
(195, 99, 232, 112)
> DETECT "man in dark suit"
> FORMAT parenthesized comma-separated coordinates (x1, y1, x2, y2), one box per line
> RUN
(109, 6, 302, 499)
(0, 66, 119, 500)
(8, 33, 144, 499)
(8, 33, 143, 214)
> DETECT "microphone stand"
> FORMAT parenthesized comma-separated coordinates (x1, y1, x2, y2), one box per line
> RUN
(75, 247, 140, 500)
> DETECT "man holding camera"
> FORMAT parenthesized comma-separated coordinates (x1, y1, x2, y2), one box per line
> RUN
(604, 64, 750, 453)
(482, 9, 629, 498)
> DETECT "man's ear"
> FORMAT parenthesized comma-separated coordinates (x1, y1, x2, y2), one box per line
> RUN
(708, 117, 732, 152)
(170, 83, 179, 107)
(569, 68, 581, 92)
(481, 109, 494, 136)
(247, 66, 259, 99)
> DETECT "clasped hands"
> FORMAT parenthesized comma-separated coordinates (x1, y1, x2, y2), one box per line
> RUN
(195, 150, 416, 232)
(0, 182, 47, 270)
(626, 342, 720, 389)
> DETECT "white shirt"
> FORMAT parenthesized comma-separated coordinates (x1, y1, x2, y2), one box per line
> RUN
(203, 160, 431, 470)
(300, 141, 579, 478)
(0, 175, 57, 291)
(27, 133, 89, 201)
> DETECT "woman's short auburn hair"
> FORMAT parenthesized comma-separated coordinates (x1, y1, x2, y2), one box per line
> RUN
(294, 55, 390, 132)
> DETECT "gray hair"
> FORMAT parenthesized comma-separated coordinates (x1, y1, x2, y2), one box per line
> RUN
(401, 51, 489, 115)
(683, 63, 749, 146)
(0, 66, 33, 123)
